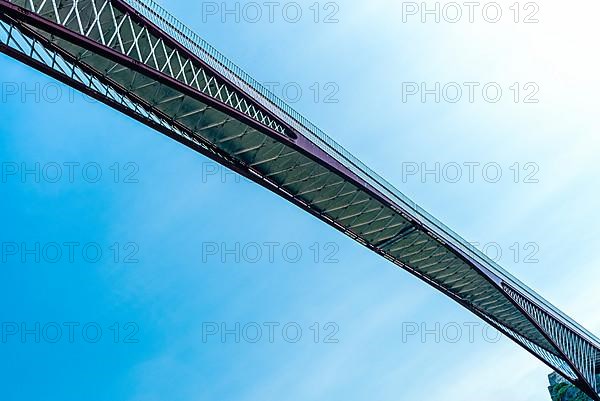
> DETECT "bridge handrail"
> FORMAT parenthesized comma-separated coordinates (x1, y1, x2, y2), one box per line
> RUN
(122, 0, 600, 348)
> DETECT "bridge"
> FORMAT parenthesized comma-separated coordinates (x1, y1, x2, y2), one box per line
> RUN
(0, 0, 598, 398)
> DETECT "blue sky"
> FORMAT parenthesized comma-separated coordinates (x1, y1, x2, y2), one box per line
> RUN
(1, 0, 600, 400)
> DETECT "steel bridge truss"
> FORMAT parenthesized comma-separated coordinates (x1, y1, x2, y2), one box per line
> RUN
(0, 0, 598, 398)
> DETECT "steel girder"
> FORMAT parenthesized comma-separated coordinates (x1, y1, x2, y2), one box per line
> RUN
(0, 0, 598, 397)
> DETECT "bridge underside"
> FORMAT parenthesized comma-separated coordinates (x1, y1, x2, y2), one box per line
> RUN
(0, 0, 598, 398)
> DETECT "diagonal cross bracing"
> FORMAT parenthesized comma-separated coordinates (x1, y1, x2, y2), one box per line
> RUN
(0, 0, 599, 398)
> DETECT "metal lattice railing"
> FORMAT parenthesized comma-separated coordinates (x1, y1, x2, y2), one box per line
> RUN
(120, 0, 600, 351)
(2, 0, 599, 396)
(505, 285, 598, 392)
